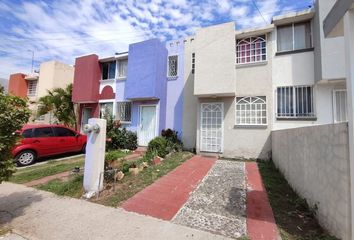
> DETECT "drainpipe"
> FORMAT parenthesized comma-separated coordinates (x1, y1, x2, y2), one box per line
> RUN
(344, 10, 354, 240)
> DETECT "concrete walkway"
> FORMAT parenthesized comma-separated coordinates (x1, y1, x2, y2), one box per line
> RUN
(0, 183, 230, 240)
(122, 155, 216, 220)
(173, 160, 247, 239)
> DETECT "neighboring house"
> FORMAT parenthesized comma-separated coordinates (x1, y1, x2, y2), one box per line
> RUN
(72, 38, 187, 147)
(324, 1, 354, 240)
(0, 78, 8, 92)
(8, 60, 74, 123)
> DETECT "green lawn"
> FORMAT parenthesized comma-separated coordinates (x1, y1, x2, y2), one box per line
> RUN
(37, 174, 84, 198)
(35, 151, 193, 206)
(10, 157, 85, 184)
(95, 151, 194, 207)
(258, 161, 338, 240)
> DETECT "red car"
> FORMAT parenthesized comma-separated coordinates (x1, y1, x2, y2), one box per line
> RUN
(13, 124, 87, 166)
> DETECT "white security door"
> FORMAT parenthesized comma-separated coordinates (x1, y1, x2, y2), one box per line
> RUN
(200, 103, 223, 152)
(139, 106, 157, 146)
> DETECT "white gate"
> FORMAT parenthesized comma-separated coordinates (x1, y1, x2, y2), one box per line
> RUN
(200, 103, 223, 152)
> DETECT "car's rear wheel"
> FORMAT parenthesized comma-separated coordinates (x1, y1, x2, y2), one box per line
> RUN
(16, 150, 36, 166)
(81, 143, 86, 154)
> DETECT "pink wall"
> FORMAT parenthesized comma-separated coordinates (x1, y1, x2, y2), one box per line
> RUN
(72, 54, 101, 103)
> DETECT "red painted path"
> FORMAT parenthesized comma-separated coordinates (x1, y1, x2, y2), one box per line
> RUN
(122, 155, 216, 220)
(246, 162, 280, 240)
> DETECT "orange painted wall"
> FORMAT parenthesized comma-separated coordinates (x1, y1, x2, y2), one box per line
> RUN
(8, 73, 27, 97)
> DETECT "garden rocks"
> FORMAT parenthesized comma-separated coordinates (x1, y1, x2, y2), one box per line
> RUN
(141, 162, 149, 169)
(129, 168, 140, 176)
(152, 156, 163, 165)
(115, 171, 125, 181)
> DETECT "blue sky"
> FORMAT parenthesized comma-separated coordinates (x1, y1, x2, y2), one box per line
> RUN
(0, 0, 312, 79)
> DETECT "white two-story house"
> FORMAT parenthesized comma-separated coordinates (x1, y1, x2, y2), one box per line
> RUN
(181, 0, 347, 160)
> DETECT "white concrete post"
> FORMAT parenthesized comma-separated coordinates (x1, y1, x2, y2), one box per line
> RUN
(82, 118, 106, 198)
(344, 10, 354, 240)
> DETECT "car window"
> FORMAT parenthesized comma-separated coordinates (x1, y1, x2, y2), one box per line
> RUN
(54, 127, 76, 137)
(33, 127, 54, 138)
(22, 129, 33, 138)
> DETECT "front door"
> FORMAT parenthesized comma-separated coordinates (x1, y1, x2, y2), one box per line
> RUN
(139, 106, 157, 146)
(200, 103, 223, 152)
(81, 108, 92, 133)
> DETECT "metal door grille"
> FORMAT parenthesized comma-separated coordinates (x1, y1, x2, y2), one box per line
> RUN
(200, 103, 223, 153)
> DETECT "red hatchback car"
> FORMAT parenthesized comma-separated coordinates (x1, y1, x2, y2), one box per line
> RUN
(13, 124, 87, 166)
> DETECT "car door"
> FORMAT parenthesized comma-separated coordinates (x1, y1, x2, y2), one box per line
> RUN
(32, 127, 57, 156)
(53, 127, 81, 153)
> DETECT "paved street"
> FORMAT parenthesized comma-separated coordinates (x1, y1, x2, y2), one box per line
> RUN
(0, 183, 230, 240)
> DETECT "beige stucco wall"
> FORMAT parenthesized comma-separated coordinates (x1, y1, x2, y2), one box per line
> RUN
(194, 22, 236, 96)
(37, 61, 74, 98)
(182, 37, 198, 150)
(196, 97, 271, 160)
(272, 123, 350, 240)
(30, 61, 74, 123)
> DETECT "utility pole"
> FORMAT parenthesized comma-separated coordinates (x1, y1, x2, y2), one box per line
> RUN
(27, 49, 34, 73)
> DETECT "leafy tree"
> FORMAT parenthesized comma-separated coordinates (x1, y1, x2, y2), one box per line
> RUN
(0, 88, 30, 182)
(37, 84, 77, 129)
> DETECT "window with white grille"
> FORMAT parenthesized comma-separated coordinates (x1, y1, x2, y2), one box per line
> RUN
(236, 35, 266, 64)
(27, 80, 38, 96)
(236, 96, 267, 125)
(168, 55, 178, 77)
(333, 90, 348, 123)
(191, 53, 195, 74)
(277, 86, 315, 118)
(117, 101, 131, 122)
(118, 59, 128, 78)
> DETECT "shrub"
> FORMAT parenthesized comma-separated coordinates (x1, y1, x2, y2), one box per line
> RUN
(0, 89, 30, 183)
(147, 137, 169, 158)
(161, 128, 182, 151)
(106, 117, 137, 151)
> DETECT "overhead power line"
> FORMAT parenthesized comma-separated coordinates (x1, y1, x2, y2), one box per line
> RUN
(252, 0, 267, 24)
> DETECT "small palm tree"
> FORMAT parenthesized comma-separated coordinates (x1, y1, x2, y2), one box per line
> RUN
(37, 84, 77, 129)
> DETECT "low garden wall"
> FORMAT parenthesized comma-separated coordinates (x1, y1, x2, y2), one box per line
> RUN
(272, 123, 351, 240)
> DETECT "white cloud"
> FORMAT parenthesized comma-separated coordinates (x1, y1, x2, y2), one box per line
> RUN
(0, 0, 312, 78)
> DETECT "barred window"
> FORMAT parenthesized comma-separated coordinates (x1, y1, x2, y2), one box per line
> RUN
(168, 55, 178, 77)
(191, 53, 195, 74)
(277, 86, 315, 118)
(236, 96, 267, 125)
(117, 102, 131, 122)
(236, 35, 266, 64)
(27, 80, 38, 96)
(333, 90, 347, 123)
(100, 102, 113, 119)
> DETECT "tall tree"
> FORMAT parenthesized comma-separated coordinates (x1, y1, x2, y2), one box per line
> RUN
(0, 88, 30, 182)
(37, 84, 77, 129)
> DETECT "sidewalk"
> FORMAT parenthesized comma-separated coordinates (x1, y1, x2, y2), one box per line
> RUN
(0, 182, 230, 240)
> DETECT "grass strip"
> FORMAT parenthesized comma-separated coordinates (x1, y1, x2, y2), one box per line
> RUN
(10, 158, 84, 184)
(95, 152, 194, 207)
(36, 174, 84, 198)
(258, 161, 338, 240)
